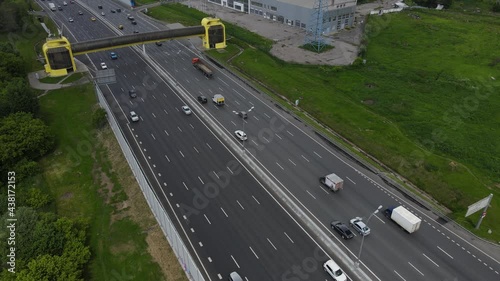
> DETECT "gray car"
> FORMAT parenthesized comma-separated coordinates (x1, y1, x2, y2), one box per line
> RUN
(228, 272, 243, 281)
(350, 217, 370, 236)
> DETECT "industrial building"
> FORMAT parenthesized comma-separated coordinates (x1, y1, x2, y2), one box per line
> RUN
(207, 0, 358, 34)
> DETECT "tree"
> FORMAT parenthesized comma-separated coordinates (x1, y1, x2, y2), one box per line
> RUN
(0, 78, 39, 117)
(16, 254, 82, 281)
(0, 51, 26, 80)
(26, 188, 51, 209)
(0, 112, 54, 177)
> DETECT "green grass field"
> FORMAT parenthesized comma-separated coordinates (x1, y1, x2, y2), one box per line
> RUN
(38, 85, 169, 280)
(149, 4, 500, 241)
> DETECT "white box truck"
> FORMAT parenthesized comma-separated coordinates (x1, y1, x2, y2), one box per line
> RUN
(212, 94, 224, 105)
(384, 206, 421, 233)
(48, 2, 56, 11)
(319, 173, 344, 192)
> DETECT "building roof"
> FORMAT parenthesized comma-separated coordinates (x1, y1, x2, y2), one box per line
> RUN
(276, 0, 355, 9)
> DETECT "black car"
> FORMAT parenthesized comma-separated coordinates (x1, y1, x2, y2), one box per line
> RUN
(331, 220, 354, 239)
(78, 11, 83, 15)
(110, 9, 116, 13)
(155, 41, 163, 46)
(128, 89, 137, 98)
(197, 95, 207, 103)
(131, 20, 137, 25)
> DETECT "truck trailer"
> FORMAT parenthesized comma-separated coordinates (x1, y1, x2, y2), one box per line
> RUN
(192, 57, 213, 78)
(384, 206, 421, 233)
(320, 173, 344, 192)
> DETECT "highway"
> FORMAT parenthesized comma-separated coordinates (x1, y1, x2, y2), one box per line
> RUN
(38, 1, 500, 280)
(38, 1, 341, 280)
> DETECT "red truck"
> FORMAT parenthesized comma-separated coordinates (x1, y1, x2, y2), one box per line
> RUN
(192, 57, 213, 78)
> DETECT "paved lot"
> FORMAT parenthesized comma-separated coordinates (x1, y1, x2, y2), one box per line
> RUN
(184, 0, 399, 65)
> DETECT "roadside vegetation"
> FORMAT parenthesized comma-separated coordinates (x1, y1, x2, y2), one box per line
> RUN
(0, 1, 187, 279)
(148, 2, 500, 241)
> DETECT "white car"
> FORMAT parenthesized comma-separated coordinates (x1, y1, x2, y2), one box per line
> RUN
(235, 130, 247, 141)
(100, 62, 107, 69)
(323, 260, 347, 281)
(350, 217, 371, 236)
(181, 106, 192, 115)
(129, 111, 139, 122)
(68, 18, 74, 23)
(101, 12, 105, 16)
(63, 1, 67, 5)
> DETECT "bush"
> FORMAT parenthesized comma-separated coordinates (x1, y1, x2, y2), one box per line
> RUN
(91, 107, 107, 129)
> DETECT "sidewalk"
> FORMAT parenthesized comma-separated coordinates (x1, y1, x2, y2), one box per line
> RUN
(28, 59, 91, 92)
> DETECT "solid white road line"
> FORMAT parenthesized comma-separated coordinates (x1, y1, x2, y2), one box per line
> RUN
(437, 246, 454, 259)
(422, 253, 439, 267)
(408, 262, 424, 276)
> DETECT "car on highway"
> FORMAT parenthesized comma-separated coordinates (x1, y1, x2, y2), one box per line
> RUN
(133, 30, 139, 34)
(238, 111, 248, 119)
(155, 41, 163, 46)
(118, 24, 123, 30)
(129, 111, 139, 122)
(100, 62, 107, 70)
(91, 17, 96, 21)
(68, 18, 74, 23)
(58, 5, 62, 11)
(98, 5, 102, 9)
(235, 130, 247, 141)
(330, 220, 354, 240)
(127, 14, 134, 20)
(78, 11, 83, 15)
(228, 271, 243, 281)
(197, 95, 207, 103)
(350, 217, 370, 236)
(111, 9, 116, 13)
(110, 52, 117, 60)
(323, 259, 347, 281)
(101, 12, 105, 16)
(128, 89, 137, 98)
(131, 20, 137, 25)
(63, 1, 67, 5)
(181, 106, 192, 115)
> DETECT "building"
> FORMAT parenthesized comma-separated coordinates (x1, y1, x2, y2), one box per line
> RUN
(207, 0, 357, 33)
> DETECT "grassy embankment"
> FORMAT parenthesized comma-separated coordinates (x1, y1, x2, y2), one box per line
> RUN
(148, 4, 500, 242)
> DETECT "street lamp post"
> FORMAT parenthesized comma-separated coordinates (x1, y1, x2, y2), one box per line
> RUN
(232, 106, 254, 153)
(355, 205, 383, 269)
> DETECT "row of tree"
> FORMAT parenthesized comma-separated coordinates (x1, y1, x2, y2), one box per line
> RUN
(0, 6, 91, 277)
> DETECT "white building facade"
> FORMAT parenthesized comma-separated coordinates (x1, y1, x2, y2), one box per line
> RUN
(207, 0, 358, 33)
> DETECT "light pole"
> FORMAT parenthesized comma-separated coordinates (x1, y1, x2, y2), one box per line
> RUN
(355, 205, 382, 269)
(232, 106, 254, 152)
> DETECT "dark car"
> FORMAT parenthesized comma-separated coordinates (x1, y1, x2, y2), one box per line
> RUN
(331, 221, 354, 240)
(197, 95, 207, 103)
(78, 10, 83, 15)
(111, 9, 116, 13)
(98, 5, 102, 9)
(155, 41, 163, 46)
(116, 8, 121, 13)
(128, 89, 137, 98)
(238, 111, 248, 119)
(131, 20, 137, 25)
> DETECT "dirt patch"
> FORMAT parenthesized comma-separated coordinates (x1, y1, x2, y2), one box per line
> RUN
(110, 241, 136, 255)
(60, 192, 73, 200)
(363, 99, 376, 105)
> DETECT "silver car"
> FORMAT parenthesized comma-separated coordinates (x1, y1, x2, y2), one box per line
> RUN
(350, 217, 370, 236)
(129, 111, 139, 122)
(181, 106, 192, 115)
(234, 130, 247, 141)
